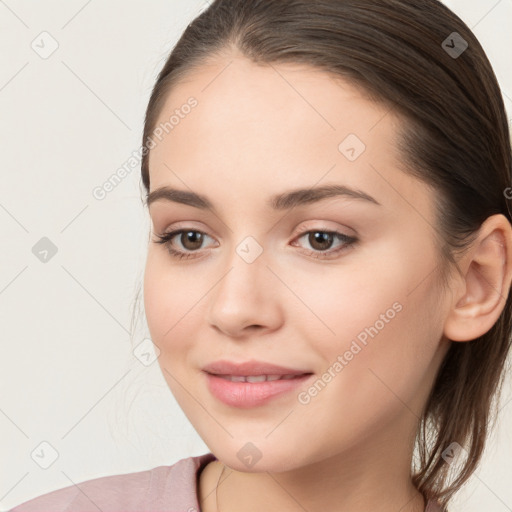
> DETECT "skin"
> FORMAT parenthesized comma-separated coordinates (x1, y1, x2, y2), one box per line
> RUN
(143, 49, 512, 512)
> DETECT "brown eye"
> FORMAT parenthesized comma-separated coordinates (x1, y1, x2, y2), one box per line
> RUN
(154, 229, 216, 260)
(179, 231, 204, 251)
(308, 231, 335, 251)
(293, 229, 357, 259)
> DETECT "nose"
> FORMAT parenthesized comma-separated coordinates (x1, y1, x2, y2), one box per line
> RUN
(206, 247, 284, 338)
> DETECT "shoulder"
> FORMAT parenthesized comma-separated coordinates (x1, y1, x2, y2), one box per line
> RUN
(10, 452, 217, 512)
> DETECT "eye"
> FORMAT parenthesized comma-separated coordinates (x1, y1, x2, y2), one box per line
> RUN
(153, 227, 357, 261)
(292, 229, 357, 259)
(153, 229, 216, 260)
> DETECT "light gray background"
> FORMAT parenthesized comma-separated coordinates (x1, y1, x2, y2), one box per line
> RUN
(1, 1, 511, 510)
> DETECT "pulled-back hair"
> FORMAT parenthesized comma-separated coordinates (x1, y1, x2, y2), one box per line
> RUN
(140, 0, 512, 505)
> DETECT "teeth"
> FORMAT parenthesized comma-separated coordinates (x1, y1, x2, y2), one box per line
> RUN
(246, 375, 267, 383)
(219, 374, 301, 382)
(229, 375, 247, 382)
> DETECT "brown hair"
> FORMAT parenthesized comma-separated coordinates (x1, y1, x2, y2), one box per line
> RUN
(139, 0, 512, 506)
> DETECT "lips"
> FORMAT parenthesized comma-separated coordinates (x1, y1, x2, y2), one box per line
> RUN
(204, 372, 314, 408)
(201, 359, 314, 408)
(202, 359, 311, 377)
(216, 374, 302, 382)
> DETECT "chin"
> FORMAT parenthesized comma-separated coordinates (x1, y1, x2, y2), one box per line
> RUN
(207, 440, 312, 474)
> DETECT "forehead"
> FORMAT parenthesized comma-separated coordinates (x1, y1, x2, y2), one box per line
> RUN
(147, 54, 433, 220)
(151, 55, 390, 153)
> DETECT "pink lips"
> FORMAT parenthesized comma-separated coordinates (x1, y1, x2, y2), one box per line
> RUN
(202, 359, 314, 408)
(202, 359, 310, 377)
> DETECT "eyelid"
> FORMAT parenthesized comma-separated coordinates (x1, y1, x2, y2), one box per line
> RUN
(290, 220, 356, 239)
(155, 227, 218, 248)
(157, 220, 353, 243)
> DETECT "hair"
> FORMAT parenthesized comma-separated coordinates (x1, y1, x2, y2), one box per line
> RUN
(138, 0, 512, 507)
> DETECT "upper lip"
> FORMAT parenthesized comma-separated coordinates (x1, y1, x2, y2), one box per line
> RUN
(202, 359, 312, 377)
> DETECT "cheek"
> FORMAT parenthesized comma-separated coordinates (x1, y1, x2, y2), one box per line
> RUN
(143, 250, 215, 371)
(289, 286, 442, 454)
(313, 234, 442, 353)
(144, 250, 198, 338)
(143, 252, 168, 341)
(143, 255, 201, 402)
(143, 252, 190, 358)
(290, 241, 444, 402)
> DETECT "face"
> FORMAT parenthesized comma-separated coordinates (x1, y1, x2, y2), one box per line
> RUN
(143, 52, 451, 473)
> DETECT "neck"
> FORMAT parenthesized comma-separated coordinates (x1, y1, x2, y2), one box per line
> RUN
(215, 461, 424, 512)
(200, 422, 425, 512)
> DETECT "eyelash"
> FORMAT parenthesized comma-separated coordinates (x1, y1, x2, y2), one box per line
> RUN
(153, 228, 357, 261)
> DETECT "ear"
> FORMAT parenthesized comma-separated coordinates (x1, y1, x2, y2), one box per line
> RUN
(443, 214, 512, 342)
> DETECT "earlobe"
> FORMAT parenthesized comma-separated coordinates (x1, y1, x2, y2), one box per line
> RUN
(443, 214, 512, 342)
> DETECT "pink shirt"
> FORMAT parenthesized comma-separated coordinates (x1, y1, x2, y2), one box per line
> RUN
(10, 452, 445, 511)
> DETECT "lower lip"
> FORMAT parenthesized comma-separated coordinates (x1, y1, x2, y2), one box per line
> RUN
(204, 372, 313, 408)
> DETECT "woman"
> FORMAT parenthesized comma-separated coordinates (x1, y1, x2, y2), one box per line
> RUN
(12, 0, 512, 511)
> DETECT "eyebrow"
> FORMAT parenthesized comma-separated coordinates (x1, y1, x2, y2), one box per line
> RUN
(146, 184, 381, 211)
